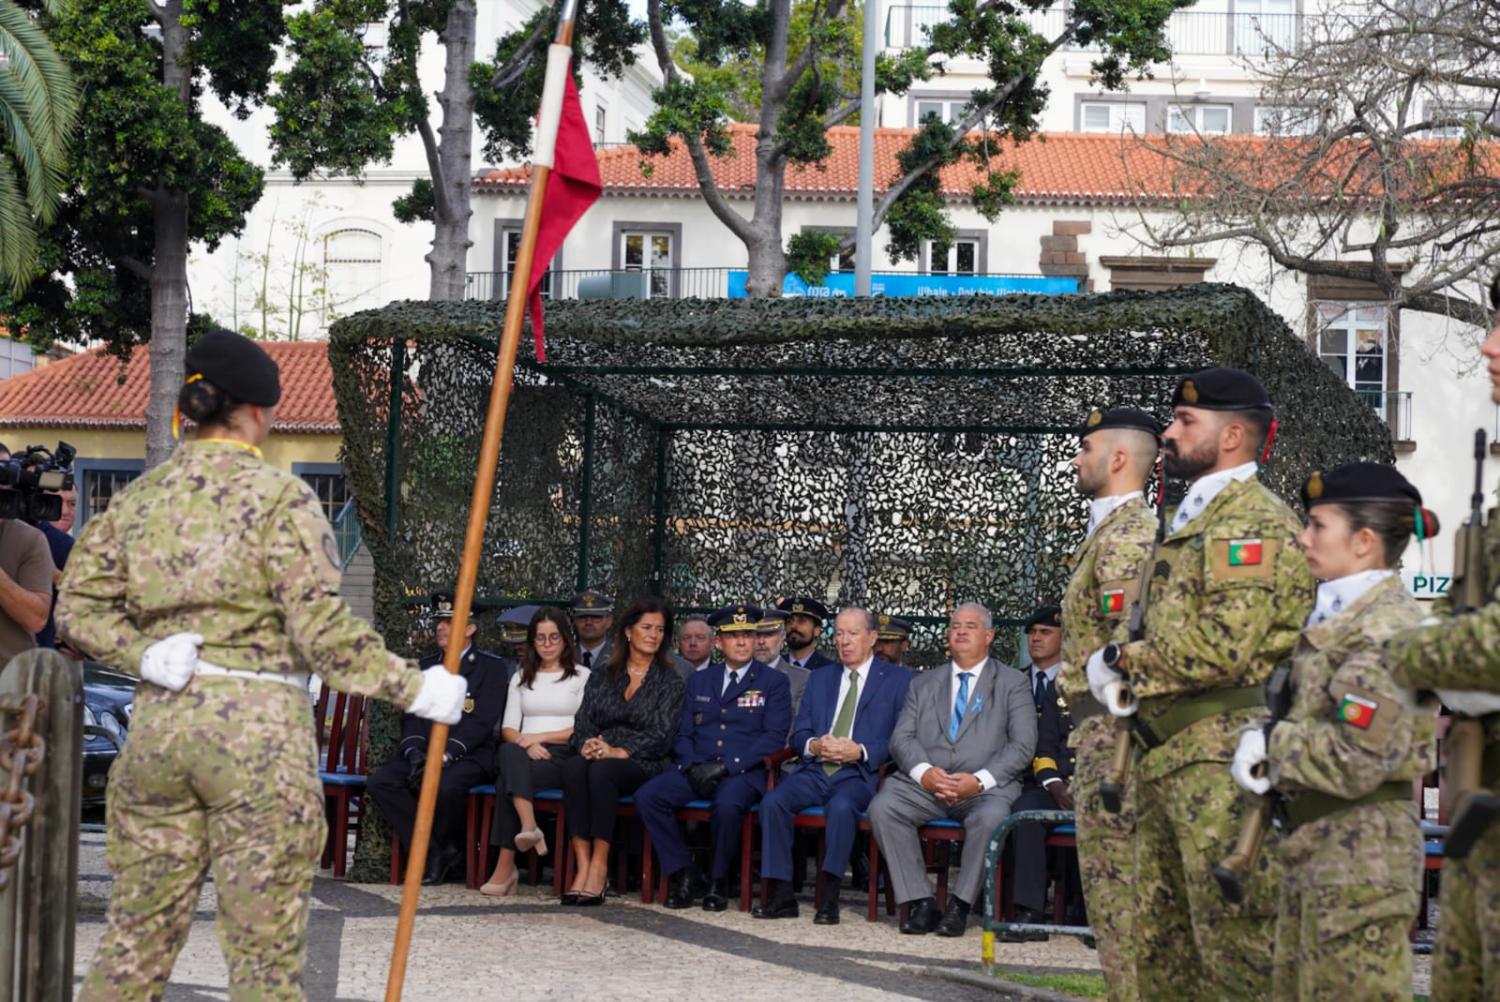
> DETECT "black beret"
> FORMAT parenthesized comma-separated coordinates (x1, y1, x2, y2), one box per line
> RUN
(185, 328, 281, 407)
(1172, 367, 1272, 413)
(709, 603, 763, 632)
(1080, 406, 1161, 440)
(1023, 605, 1063, 632)
(1301, 462, 1421, 509)
(776, 596, 829, 623)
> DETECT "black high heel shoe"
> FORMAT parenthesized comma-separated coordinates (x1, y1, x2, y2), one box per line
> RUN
(560, 891, 582, 906)
(575, 889, 606, 906)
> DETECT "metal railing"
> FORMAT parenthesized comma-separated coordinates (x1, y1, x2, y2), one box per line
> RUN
(1357, 389, 1412, 442)
(332, 497, 364, 572)
(885, 5, 1303, 56)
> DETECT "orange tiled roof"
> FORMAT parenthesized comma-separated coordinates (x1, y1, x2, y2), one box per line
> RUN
(474, 125, 1188, 204)
(0, 341, 340, 433)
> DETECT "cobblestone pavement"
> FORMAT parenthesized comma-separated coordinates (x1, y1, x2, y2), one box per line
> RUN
(73, 833, 1100, 1001)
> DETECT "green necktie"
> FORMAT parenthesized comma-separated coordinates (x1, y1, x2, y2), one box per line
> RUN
(824, 669, 860, 775)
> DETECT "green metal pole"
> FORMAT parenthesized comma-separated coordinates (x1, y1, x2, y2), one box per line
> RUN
(650, 429, 670, 597)
(383, 340, 406, 541)
(575, 393, 597, 592)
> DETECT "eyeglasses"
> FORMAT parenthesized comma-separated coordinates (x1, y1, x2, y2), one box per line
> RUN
(535, 634, 564, 645)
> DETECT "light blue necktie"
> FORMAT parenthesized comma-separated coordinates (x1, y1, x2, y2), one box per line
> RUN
(949, 672, 973, 742)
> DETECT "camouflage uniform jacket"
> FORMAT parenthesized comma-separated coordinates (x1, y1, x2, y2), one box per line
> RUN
(1120, 474, 1315, 780)
(1270, 575, 1435, 800)
(58, 439, 422, 706)
(1387, 492, 1500, 742)
(1059, 494, 1159, 704)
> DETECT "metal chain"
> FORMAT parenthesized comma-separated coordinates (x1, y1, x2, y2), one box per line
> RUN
(0, 694, 44, 891)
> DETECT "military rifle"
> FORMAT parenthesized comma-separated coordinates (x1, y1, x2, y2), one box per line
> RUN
(1443, 429, 1500, 859)
(1098, 476, 1168, 814)
(1213, 662, 1292, 904)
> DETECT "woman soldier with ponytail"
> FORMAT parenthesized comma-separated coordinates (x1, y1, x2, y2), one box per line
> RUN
(58, 328, 468, 1001)
(1228, 462, 1439, 1001)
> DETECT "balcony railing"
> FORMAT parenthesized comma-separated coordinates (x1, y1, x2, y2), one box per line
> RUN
(1358, 389, 1413, 445)
(884, 5, 1304, 57)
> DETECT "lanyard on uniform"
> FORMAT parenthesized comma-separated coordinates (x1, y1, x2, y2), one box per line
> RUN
(198, 437, 264, 460)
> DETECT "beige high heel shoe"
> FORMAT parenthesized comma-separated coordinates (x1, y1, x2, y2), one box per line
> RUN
(479, 870, 519, 897)
(514, 828, 548, 857)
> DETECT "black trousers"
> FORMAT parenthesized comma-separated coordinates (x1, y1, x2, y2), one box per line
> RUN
(560, 754, 649, 843)
(1009, 784, 1082, 914)
(490, 742, 571, 848)
(367, 753, 490, 857)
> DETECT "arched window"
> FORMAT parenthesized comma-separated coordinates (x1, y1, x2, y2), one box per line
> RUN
(322, 227, 384, 323)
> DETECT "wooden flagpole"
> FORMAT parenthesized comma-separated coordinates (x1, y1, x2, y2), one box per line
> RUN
(383, 3, 579, 998)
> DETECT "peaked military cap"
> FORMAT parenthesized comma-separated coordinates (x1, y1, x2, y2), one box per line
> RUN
(776, 596, 829, 623)
(1023, 605, 1063, 633)
(709, 604, 763, 633)
(430, 592, 456, 620)
(1080, 406, 1161, 440)
(1171, 367, 1273, 412)
(755, 609, 789, 634)
(498, 604, 541, 642)
(875, 614, 913, 641)
(185, 328, 282, 407)
(571, 590, 614, 616)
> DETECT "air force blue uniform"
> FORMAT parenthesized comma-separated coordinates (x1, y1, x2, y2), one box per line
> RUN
(636, 659, 793, 880)
(759, 658, 911, 883)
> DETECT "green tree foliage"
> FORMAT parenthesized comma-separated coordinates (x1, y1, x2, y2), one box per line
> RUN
(0, 0, 77, 295)
(633, 0, 1195, 295)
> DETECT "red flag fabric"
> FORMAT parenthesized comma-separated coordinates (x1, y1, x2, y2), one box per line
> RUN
(528, 71, 602, 362)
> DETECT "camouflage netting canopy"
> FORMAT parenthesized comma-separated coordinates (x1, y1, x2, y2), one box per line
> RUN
(329, 284, 1392, 879)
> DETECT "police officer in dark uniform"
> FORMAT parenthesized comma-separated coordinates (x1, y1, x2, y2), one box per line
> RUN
(1000, 604, 1078, 939)
(367, 592, 511, 884)
(636, 603, 793, 911)
(777, 596, 836, 670)
(874, 614, 914, 666)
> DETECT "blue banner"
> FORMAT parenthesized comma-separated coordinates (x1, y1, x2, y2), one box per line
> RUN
(726, 271, 1079, 298)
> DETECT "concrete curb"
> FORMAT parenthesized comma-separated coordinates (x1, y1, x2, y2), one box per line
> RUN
(903, 964, 1091, 1001)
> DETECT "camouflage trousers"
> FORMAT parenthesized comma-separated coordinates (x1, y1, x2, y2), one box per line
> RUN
(80, 677, 327, 1002)
(1133, 759, 1281, 1001)
(1432, 825, 1500, 1001)
(1272, 800, 1420, 1001)
(1068, 716, 1138, 1002)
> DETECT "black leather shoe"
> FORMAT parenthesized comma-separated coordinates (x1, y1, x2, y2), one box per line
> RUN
(935, 895, 972, 937)
(997, 905, 1050, 942)
(663, 868, 707, 909)
(899, 897, 942, 935)
(701, 878, 730, 912)
(421, 846, 462, 886)
(849, 853, 870, 891)
(813, 896, 840, 925)
(752, 880, 799, 919)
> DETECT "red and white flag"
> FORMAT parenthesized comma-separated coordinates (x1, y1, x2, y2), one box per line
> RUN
(527, 54, 601, 362)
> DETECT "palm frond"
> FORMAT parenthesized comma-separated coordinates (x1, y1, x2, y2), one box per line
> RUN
(0, 164, 37, 292)
(0, 1, 78, 158)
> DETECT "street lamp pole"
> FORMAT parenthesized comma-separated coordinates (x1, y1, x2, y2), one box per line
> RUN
(855, 0, 879, 296)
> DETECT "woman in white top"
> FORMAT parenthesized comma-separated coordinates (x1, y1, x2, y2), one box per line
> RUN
(479, 607, 590, 896)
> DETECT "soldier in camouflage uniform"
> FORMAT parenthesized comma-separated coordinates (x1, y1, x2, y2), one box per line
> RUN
(1231, 464, 1437, 1001)
(1085, 368, 1315, 1001)
(57, 329, 468, 1002)
(1384, 275, 1500, 1002)
(1057, 405, 1161, 1001)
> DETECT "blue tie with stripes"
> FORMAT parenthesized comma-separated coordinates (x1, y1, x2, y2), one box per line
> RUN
(949, 672, 973, 742)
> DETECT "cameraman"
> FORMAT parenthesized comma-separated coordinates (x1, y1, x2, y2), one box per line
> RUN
(35, 487, 75, 649)
(0, 494, 54, 664)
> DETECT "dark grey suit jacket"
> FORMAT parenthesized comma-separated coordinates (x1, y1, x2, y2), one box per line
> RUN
(888, 658, 1036, 799)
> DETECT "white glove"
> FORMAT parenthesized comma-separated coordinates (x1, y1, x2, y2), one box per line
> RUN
(1102, 680, 1138, 718)
(1086, 646, 1123, 704)
(1436, 689, 1500, 716)
(140, 633, 204, 691)
(407, 665, 467, 724)
(1230, 728, 1271, 795)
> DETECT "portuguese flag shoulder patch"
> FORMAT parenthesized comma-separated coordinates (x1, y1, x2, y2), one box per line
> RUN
(1228, 538, 1264, 566)
(1101, 589, 1126, 614)
(1338, 693, 1378, 729)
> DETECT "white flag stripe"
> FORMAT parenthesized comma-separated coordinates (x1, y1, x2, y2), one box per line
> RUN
(533, 43, 572, 170)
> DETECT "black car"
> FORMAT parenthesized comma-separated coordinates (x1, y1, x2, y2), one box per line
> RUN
(82, 661, 135, 805)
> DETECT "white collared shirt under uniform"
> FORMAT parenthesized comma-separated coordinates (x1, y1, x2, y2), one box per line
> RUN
(1169, 461, 1259, 535)
(1306, 569, 1394, 627)
(1087, 491, 1144, 541)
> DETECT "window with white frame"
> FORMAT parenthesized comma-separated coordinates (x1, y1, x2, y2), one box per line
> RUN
(805, 228, 854, 273)
(915, 99, 968, 125)
(496, 227, 555, 301)
(81, 467, 140, 524)
(1315, 302, 1390, 418)
(1234, 0, 1296, 55)
(1168, 104, 1233, 135)
(0, 337, 37, 380)
(595, 104, 608, 144)
(1081, 101, 1146, 134)
(620, 230, 674, 298)
(1254, 105, 1317, 136)
(926, 238, 980, 275)
(322, 228, 383, 321)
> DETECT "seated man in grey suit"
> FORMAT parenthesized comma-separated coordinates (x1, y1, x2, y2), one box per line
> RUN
(755, 608, 810, 716)
(868, 602, 1036, 937)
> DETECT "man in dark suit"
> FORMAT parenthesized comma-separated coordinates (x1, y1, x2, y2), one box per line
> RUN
(778, 596, 837, 671)
(868, 602, 1037, 936)
(1001, 604, 1079, 940)
(636, 604, 793, 912)
(753, 607, 911, 924)
(368, 592, 510, 884)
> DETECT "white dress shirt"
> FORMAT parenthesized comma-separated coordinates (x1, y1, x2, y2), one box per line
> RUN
(721, 660, 752, 695)
(1306, 569, 1394, 627)
(805, 657, 873, 762)
(1169, 461, 1258, 534)
(692, 659, 712, 672)
(1087, 491, 1144, 540)
(911, 659, 997, 792)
